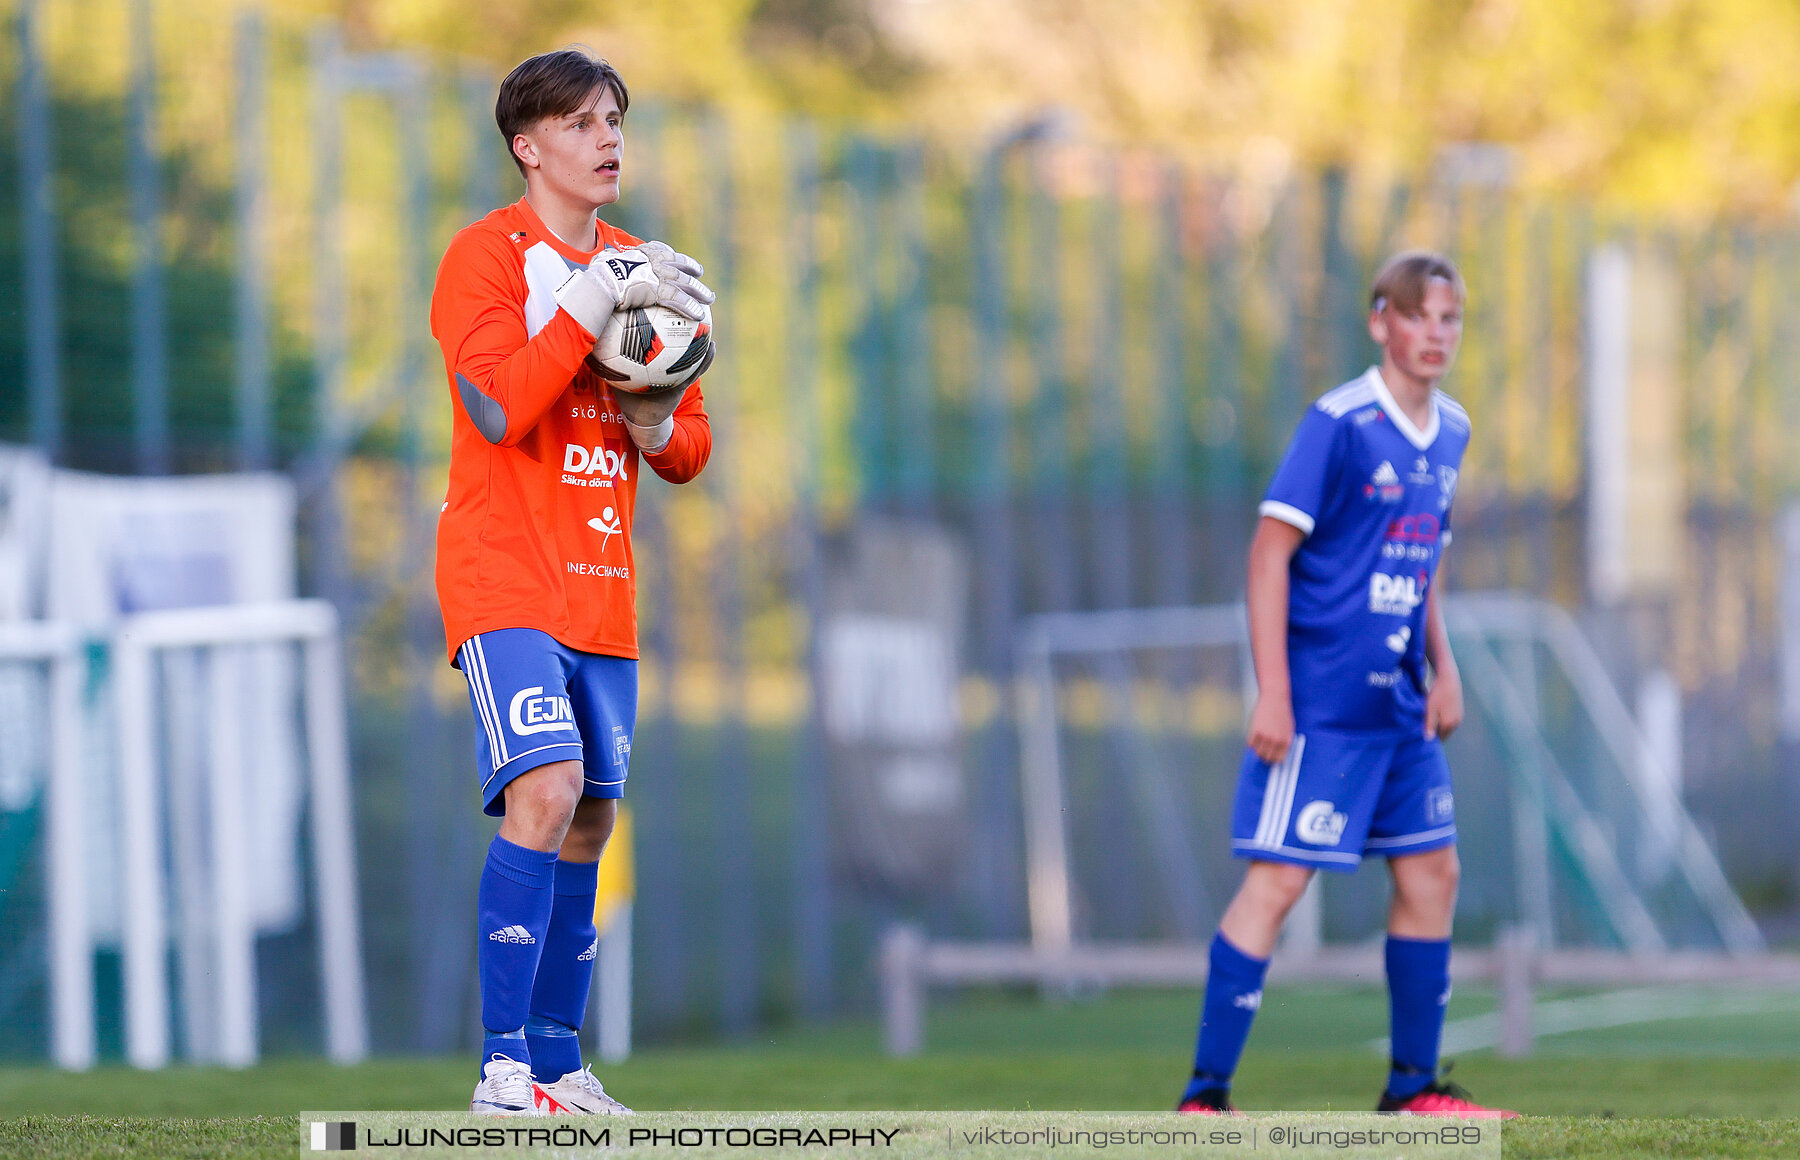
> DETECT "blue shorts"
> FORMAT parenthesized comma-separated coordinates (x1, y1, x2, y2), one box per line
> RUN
(456, 628, 638, 817)
(1229, 730, 1456, 871)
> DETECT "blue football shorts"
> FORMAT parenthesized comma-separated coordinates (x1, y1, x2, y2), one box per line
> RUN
(1229, 730, 1456, 871)
(456, 627, 638, 817)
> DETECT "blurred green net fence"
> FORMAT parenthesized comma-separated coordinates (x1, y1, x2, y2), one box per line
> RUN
(1, 4, 1798, 1061)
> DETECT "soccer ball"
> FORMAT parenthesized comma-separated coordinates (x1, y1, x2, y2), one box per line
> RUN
(587, 302, 714, 394)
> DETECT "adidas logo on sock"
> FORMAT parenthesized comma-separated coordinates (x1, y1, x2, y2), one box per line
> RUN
(487, 925, 537, 944)
(1233, 989, 1263, 1012)
(578, 938, 599, 962)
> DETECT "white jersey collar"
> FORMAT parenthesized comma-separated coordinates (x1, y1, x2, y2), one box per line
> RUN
(1364, 366, 1440, 451)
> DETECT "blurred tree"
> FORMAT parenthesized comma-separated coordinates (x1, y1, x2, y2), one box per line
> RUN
(0, 90, 312, 468)
(27, 0, 1795, 221)
(875, 0, 1800, 218)
(278, 0, 1800, 216)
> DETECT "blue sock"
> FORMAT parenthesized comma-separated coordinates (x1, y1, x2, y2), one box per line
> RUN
(1385, 935, 1452, 1099)
(1183, 933, 1269, 1101)
(526, 858, 601, 1082)
(477, 835, 559, 1077)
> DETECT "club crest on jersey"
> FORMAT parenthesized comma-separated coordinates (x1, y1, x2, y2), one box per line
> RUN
(1365, 460, 1404, 502)
(588, 506, 624, 555)
(1369, 572, 1426, 615)
(1438, 466, 1460, 511)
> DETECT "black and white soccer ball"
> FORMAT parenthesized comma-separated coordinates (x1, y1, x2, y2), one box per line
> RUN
(587, 301, 714, 394)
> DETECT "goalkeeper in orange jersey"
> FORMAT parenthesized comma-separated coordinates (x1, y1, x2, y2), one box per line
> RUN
(430, 48, 714, 1116)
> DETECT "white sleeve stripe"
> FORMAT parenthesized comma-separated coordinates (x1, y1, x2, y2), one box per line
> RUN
(1318, 385, 1375, 417)
(1258, 500, 1316, 536)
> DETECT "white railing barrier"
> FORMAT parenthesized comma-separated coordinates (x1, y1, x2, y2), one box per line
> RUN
(112, 600, 368, 1068)
(0, 621, 91, 1070)
(876, 924, 1800, 1058)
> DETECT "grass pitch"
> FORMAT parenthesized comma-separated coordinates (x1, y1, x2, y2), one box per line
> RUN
(2, 986, 1798, 1157)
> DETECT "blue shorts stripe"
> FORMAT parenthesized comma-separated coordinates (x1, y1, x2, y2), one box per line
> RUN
(481, 742, 586, 793)
(1363, 824, 1457, 850)
(1253, 736, 1304, 850)
(1251, 746, 1283, 847)
(475, 637, 511, 767)
(461, 640, 505, 770)
(1231, 839, 1361, 865)
(470, 634, 509, 765)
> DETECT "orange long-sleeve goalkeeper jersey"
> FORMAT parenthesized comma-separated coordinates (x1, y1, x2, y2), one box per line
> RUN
(431, 196, 711, 663)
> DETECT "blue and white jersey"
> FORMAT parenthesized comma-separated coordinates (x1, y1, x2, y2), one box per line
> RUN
(1258, 367, 1470, 737)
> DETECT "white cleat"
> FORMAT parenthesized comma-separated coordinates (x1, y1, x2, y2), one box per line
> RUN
(533, 1065, 635, 1115)
(470, 1055, 546, 1116)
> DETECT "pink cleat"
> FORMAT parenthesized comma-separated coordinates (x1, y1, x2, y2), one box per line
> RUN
(1378, 1079, 1518, 1119)
(1177, 1089, 1242, 1116)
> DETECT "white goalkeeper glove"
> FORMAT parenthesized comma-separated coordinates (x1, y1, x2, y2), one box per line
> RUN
(554, 243, 716, 337)
(635, 241, 716, 321)
(553, 249, 643, 336)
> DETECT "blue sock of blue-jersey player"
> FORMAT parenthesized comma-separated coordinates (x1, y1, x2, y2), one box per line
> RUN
(1183, 932, 1270, 1101)
(525, 857, 601, 1082)
(1384, 934, 1451, 1098)
(477, 835, 559, 1076)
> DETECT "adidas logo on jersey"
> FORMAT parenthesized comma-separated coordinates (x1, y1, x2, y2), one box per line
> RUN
(579, 938, 599, 962)
(488, 925, 537, 944)
(1366, 460, 1405, 503)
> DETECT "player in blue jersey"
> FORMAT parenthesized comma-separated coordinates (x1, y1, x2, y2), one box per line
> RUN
(1177, 252, 1516, 1119)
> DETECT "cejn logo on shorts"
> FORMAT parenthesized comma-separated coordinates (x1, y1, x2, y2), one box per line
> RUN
(1296, 800, 1348, 846)
(509, 686, 575, 735)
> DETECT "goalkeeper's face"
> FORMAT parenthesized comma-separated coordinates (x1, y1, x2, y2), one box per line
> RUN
(520, 84, 624, 211)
